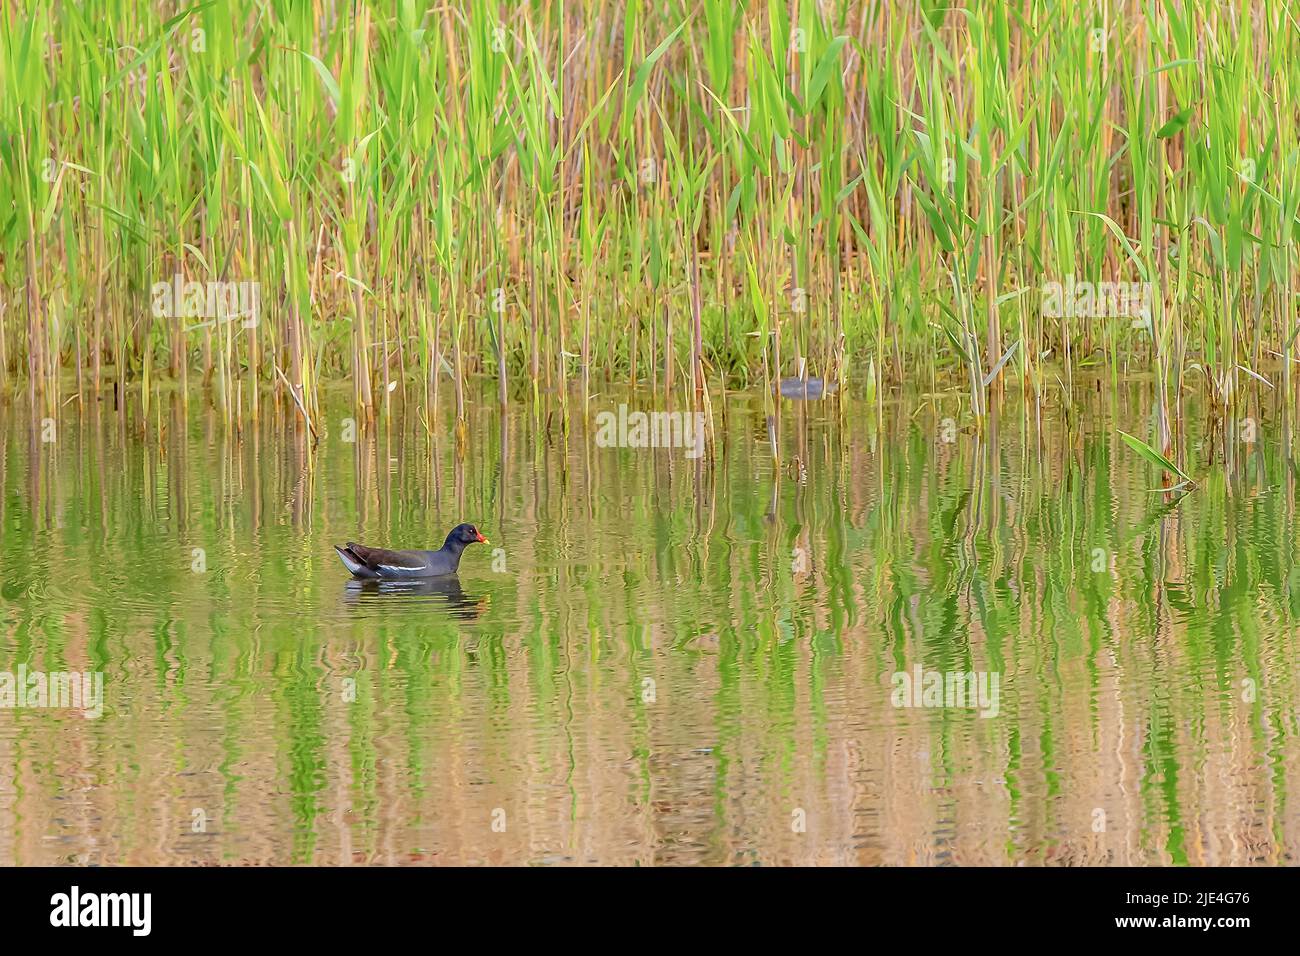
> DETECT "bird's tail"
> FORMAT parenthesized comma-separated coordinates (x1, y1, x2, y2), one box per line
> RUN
(334, 544, 372, 578)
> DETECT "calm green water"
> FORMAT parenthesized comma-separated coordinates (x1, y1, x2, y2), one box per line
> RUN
(1, 384, 1298, 865)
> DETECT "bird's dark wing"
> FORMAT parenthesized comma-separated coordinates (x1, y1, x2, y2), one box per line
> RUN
(342, 543, 430, 573)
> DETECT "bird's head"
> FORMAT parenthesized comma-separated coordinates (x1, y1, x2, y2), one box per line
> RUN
(447, 523, 489, 548)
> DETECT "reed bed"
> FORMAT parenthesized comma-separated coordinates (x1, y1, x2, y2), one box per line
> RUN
(2, 0, 1298, 449)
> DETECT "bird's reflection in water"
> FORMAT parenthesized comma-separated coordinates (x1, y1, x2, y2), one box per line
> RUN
(341, 574, 486, 622)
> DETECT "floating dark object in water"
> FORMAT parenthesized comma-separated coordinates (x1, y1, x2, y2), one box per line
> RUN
(778, 376, 835, 400)
(334, 523, 488, 579)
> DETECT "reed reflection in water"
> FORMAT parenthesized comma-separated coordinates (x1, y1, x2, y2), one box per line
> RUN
(0, 383, 1297, 865)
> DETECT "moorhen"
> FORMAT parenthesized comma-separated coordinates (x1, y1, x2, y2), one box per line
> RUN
(334, 523, 489, 579)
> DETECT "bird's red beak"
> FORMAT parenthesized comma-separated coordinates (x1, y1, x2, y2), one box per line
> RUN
(476, 531, 489, 544)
